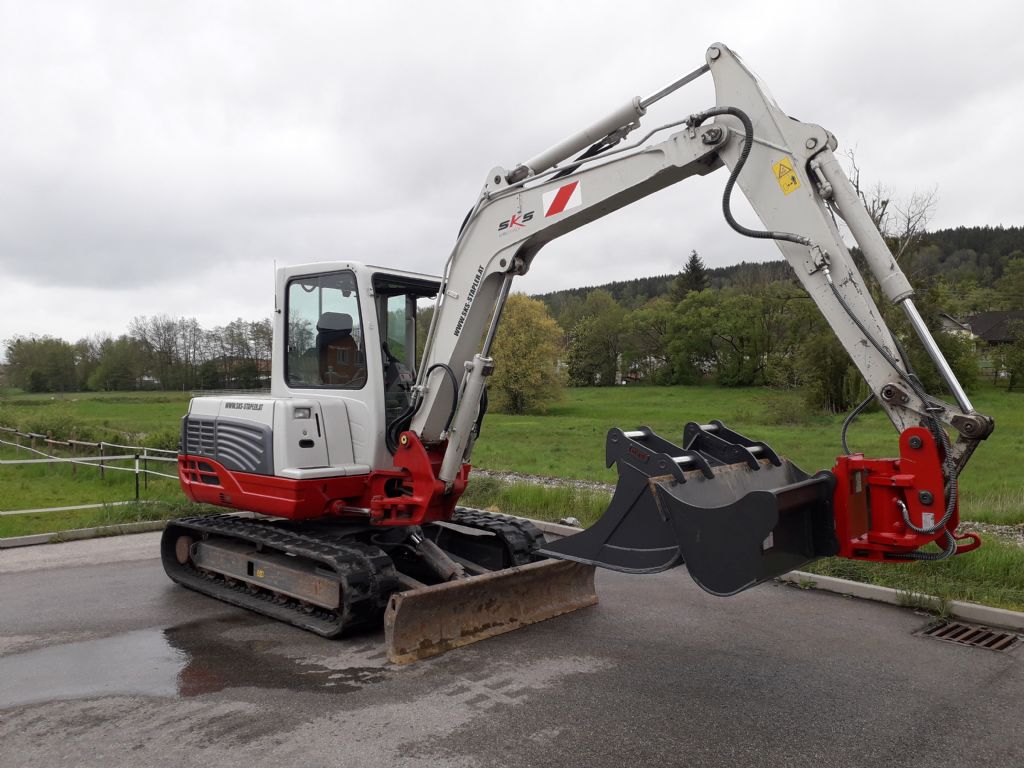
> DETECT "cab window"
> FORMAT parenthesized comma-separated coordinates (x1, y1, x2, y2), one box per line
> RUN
(373, 273, 440, 422)
(286, 271, 367, 389)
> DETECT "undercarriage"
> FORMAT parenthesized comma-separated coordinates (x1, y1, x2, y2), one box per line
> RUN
(161, 509, 597, 662)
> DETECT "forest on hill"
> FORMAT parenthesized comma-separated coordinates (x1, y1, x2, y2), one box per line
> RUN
(523, 224, 1024, 411)
(535, 225, 1024, 315)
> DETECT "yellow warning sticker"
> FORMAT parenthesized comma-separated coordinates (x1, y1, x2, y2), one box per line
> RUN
(772, 157, 801, 195)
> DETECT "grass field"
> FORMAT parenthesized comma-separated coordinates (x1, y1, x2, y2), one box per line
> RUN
(0, 390, 189, 447)
(0, 499, 210, 539)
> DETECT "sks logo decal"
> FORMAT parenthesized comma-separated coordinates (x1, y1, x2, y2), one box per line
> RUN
(497, 211, 534, 232)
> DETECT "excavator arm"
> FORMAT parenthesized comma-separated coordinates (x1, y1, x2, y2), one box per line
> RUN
(395, 43, 992, 590)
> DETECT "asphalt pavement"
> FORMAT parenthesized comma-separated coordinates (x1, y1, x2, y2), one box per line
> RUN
(1, 532, 1021, 768)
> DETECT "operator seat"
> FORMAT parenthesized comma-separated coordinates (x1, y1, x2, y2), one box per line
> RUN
(316, 312, 366, 387)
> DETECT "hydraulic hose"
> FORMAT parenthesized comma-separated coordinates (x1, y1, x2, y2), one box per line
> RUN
(473, 386, 489, 439)
(888, 527, 958, 561)
(385, 362, 460, 455)
(841, 394, 875, 456)
(429, 363, 460, 435)
(686, 107, 813, 248)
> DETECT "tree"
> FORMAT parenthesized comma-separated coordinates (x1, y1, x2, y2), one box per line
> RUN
(3, 336, 79, 392)
(995, 255, 1024, 309)
(798, 326, 866, 413)
(566, 290, 626, 386)
(671, 250, 709, 300)
(624, 297, 674, 383)
(845, 150, 937, 268)
(664, 284, 813, 387)
(87, 336, 149, 391)
(1002, 321, 1024, 392)
(488, 294, 564, 414)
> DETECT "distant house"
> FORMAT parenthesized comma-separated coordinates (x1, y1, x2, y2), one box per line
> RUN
(963, 310, 1024, 378)
(938, 312, 973, 336)
(966, 310, 1024, 346)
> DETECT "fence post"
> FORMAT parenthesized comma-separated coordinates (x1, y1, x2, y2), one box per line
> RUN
(143, 448, 149, 490)
(135, 454, 140, 500)
(99, 443, 105, 480)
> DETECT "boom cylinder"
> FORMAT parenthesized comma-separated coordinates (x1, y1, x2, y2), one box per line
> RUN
(508, 98, 646, 183)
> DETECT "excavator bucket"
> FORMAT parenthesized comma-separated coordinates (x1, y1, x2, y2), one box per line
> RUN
(540, 422, 839, 596)
(385, 559, 597, 664)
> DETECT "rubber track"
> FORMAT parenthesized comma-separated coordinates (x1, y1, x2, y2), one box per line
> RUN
(161, 515, 399, 638)
(449, 508, 547, 566)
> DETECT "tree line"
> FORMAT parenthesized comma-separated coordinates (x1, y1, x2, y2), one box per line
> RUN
(536, 225, 1024, 314)
(4, 316, 272, 393)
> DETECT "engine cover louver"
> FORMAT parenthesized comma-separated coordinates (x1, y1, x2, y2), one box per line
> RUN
(182, 416, 273, 475)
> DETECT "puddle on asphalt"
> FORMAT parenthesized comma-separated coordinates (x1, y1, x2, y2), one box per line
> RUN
(0, 617, 388, 709)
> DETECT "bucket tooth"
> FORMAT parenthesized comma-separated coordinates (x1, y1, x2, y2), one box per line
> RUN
(541, 423, 840, 596)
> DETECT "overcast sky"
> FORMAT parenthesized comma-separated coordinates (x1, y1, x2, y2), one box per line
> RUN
(2, 1, 1023, 350)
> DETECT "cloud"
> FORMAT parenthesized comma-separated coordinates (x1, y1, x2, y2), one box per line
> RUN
(2, 0, 1022, 345)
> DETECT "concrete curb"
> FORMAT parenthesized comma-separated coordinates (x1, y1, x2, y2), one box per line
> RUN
(0, 520, 168, 549)
(780, 571, 1024, 632)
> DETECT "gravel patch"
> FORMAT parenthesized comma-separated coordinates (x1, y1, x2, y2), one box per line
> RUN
(958, 520, 1024, 547)
(472, 469, 613, 493)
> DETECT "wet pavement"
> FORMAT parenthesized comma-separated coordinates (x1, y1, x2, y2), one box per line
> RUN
(1, 532, 1023, 767)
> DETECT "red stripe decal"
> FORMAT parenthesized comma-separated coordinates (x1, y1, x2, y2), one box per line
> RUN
(545, 181, 579, 217)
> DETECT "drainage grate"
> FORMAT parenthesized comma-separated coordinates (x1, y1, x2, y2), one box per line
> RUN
(915, 620, 1021, 652)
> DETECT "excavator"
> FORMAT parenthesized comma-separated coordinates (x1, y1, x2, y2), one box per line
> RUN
(163, 43, 993, 663)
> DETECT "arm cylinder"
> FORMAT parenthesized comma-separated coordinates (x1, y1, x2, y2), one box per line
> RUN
(816, 151, 974, 414)
(816, 151, 915, 303)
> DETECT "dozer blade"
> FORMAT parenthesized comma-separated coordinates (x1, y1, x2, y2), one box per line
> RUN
(384, 559, 596, 664)
(540, 423, 839, 596)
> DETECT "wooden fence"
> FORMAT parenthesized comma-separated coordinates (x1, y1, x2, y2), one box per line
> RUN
(0, 426, 179, 516)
